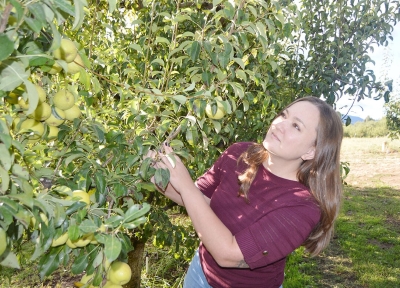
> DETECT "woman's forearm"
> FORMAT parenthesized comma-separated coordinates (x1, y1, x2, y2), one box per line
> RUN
(163, 183, 184, 205)
(179, 183, 244, 267)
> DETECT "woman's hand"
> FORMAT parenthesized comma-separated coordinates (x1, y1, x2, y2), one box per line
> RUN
(145, 147, 185, 205)
(155, 143, 196, 194)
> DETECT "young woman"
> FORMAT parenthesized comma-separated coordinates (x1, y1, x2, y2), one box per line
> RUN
(147, 96, 343, 288)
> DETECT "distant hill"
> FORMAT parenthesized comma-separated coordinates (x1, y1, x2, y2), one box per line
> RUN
(343, 115, 364, 125)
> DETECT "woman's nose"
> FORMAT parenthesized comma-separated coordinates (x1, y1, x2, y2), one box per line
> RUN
(274, 119, 287, 132)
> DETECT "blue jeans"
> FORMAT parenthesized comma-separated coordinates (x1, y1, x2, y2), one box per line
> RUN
(183, 250, 283, 288)
(183, 250, 213, 288)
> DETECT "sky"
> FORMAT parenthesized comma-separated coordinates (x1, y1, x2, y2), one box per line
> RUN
(336, 23, 400, 120)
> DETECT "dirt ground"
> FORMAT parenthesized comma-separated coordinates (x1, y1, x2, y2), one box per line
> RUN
(340, 137, 400, 189)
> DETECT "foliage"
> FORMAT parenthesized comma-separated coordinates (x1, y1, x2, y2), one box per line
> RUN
(291, 0, 398, 126)
(1, 0, 400, 286)
(385, 98, 400, 138)
(343, 118, 389, 137)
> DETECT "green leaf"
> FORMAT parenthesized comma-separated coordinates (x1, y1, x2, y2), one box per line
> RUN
(28, 2, 46, 26)
(104, 215, 124, 228)
(72, 0, 87, 30)
(0, 251, 20, 269)
(154, 168, 170, 192)
(219, 42, 232, 68)
(383, 91, 390, 103)
(11, 164, 29, 180)
(0, 204, 13, 225)
(155, 37, 171, 45)
(0, 144, 12, 171)
(71, 251, 89, 274)
(139, 157, 152, 180)
(124, 203, 150, 223)
(80, 219, 98, 233)
(189, 41, 201, 62)
(79, 69, 91, 90)
(236, 69, 247, 82)
(229, 82, 245, 99)
(94, 171, 106, 195)
(64, 151, 85, 166)
(53, 204, 66, 227)
(92, 124, 105, 142)
(8, 193, 33, 209)
(23, 80, 39, 115)
(0, 61, 28, 92)
(129, 43, 143, 54)
(108, 0, 117, 13)
(39, 248, 61, 278)
(9, 0, 23, 20)
(104, 234, 122, 262)
(151, 58, 165, 66)
(54, 0, 75, 16)
(0, 166, 10, 193)
(24, 17, 43, 34)
(68, 225, 80, 241)
(172, 95, 187, 105)
(65, 201, 87, 216)
(0, 34, 14, 61)
(0, 196, 20, 213)
(113, 183, 128, 197)
(48, 22, 62, 52)
(233, 58, 245, 70)
(29, 56, 54, 67)
(211, 120, 222, 133)
(183, 82, 196, 92)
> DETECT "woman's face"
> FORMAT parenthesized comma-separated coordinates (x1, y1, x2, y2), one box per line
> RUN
(263, 101, 320, 162)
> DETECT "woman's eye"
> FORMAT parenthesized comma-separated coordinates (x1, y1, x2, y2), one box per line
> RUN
(293, 123, 300, 131)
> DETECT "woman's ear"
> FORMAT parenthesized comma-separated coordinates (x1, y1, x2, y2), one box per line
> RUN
(301, 147, 316, 161)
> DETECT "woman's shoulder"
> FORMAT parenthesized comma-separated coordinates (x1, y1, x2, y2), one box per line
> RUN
(225, 142, 255, 154)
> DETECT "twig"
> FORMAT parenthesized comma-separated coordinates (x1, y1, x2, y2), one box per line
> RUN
(0, 4, 13, 33)
(165, 125, 182, 143)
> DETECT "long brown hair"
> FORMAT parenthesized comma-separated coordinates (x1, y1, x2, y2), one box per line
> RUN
(238, 96, 343, 256)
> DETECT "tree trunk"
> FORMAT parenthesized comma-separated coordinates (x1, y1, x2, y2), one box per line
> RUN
(125, 236, 146, 288)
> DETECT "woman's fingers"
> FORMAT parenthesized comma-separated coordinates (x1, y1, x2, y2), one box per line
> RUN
(144, 144, 182, 170)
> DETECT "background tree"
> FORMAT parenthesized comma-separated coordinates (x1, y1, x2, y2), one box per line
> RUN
(386, 98, 400, 138)
(1, 0, 399, 287)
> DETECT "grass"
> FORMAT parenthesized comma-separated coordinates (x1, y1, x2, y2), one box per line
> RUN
(1, 137, 400, 287)
(282, 137, 400, 287)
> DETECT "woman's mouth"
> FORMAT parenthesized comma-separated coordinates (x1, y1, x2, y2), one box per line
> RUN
(271, 132, 280, 142)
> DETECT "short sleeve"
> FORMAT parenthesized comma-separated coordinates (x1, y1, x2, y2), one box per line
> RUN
(235, 203, 320, 269)
(195, 152, 226, 198)
(196, 142, 251, 198)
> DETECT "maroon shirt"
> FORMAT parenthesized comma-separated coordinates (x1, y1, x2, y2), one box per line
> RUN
(196, 142, 321, 288)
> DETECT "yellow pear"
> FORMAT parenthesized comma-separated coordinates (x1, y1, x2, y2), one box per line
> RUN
(53, 89, 75, 110)
(46, 125, 59, 140)
(48, 62, 62, 75)
(18, 98, 30, 110)
(51, 232, 69, 247)
(34, 84, 47, 103)
(71, 190, 90, 205)
(0, 228, 7, 256)
(107, 261, 132, 285)
(29, 102, 51, 121)
(45, 107, 65, 127)
(205, 100, 226, 120)
(66, 54, 84, 74)
(53, 39, 78, 63)
(19, 119, 44, 140)
(5, 92, 19, 104)
(64, 105, 82, 121)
